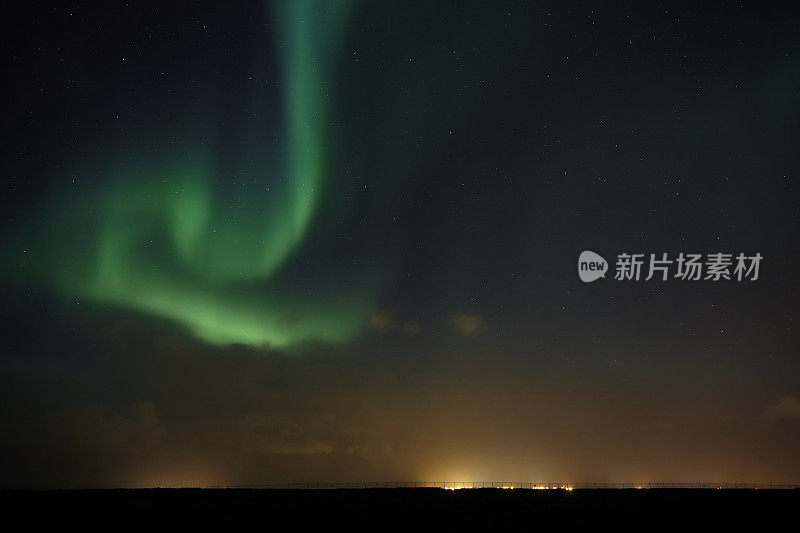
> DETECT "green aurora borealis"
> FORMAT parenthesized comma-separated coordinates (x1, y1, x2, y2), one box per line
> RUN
(9, 1, 365, 348)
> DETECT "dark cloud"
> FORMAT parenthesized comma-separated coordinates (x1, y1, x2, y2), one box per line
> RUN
(765, 397, 800, 421)
(1, 314, 799, 487)
(450, 314, 485, 336)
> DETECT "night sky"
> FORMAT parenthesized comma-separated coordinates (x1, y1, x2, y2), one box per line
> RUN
(1, 1, 799, 488)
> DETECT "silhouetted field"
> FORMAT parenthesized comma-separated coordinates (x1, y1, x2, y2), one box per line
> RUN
(3, 488, 798, 525)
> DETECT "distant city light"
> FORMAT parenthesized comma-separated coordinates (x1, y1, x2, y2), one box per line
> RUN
(442, 484, 574, 491)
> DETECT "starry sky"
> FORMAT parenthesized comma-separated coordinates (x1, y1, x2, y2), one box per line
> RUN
(1, 0, 799, 488)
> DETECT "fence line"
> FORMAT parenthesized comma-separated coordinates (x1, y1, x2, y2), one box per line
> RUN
(197, 481, 800, 490)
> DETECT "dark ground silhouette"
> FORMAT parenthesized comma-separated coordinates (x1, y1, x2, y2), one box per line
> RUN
(3, 488, 797, 526)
